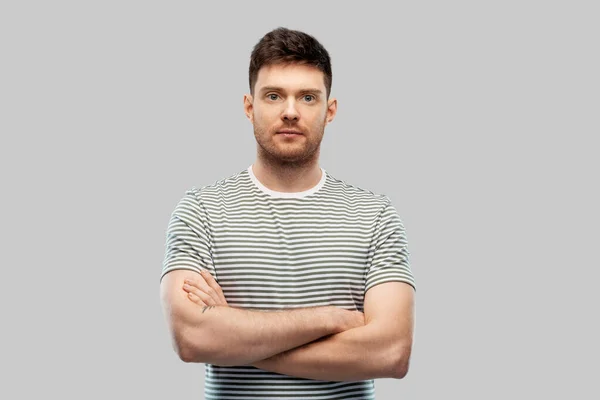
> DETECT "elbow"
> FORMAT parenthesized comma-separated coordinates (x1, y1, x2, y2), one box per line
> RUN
(176, 341, 197, 363)
(172, 325, 231, 365)
(393, 357, 410, 379)
(172, 332, 196, 363)
(391, 344, 412, 379)
(171, 324, 205, 363)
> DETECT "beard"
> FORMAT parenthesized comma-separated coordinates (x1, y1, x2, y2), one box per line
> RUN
(253, 118, 326, 167)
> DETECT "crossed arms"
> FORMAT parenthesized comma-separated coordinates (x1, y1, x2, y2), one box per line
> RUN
(160, 269, 415, 382)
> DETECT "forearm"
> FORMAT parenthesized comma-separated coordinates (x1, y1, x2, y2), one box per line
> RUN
(180, 304, 344, 366)
(251, 322, 402, 381)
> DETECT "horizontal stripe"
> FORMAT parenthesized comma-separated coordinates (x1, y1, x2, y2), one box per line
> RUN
(161, 165, 415, 399)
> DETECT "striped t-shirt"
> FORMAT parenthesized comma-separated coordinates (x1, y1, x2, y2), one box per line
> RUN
(161, 164, 415, 400)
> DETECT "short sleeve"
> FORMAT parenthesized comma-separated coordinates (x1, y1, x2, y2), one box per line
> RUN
(365, 198, 416, 293)
(160, 189, 214, 283)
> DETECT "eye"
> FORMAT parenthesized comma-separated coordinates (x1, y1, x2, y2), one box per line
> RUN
(267, 93, 280, 101)
(302, 95, 315, 102)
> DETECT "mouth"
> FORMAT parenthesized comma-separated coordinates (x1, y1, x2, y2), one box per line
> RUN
(276, 129, 303, 135)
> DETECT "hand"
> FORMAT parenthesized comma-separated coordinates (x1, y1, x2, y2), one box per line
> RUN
(335, 309, 365, 333)
(182, 269, 229, 307)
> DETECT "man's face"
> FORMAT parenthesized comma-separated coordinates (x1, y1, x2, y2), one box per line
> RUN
(244, 63, 337, 165)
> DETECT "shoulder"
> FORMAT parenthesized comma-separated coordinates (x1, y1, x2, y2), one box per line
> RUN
(173, 167, 249, 216)
(183, 167, 250, 201)
(324, 170, 391, 211)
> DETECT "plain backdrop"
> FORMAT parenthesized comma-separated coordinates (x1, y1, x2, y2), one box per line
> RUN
(1, 1, 598, 399)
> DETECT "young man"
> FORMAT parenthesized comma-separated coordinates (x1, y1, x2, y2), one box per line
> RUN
(160, 27, 416, 399)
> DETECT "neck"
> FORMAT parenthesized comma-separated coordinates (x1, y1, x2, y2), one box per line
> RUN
(252, 155, 323, 193)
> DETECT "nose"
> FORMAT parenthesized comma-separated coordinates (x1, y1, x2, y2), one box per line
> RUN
(282, 99, 299, 122)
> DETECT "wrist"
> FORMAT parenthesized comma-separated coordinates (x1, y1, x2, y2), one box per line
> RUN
(324, 306, 344, 334)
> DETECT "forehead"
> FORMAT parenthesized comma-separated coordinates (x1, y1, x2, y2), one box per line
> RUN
(255, 63, 326, 92)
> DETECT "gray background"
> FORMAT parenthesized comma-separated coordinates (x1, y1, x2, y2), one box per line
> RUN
(1, 1, 598, 399)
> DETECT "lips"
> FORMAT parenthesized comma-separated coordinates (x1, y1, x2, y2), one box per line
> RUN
(277, 129, 303, 135)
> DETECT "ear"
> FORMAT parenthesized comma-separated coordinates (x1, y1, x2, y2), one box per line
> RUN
(325, 97, 337, 125)
(243, 94, 254, 124)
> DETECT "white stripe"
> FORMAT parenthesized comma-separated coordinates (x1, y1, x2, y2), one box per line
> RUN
(161, 166, 414, 399)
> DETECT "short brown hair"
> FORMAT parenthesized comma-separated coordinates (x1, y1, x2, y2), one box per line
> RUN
(249, 27, 332, 99)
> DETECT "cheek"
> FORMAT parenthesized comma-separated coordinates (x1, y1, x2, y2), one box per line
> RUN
(311, 110, 328, 125)
(254, 108, 275, 125)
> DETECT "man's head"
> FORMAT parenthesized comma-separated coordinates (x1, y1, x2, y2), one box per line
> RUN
(244, 27, 337, 167)
(248, 27, 333, 99)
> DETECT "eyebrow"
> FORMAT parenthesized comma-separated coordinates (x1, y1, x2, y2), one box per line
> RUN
(259, 86, 323, 95)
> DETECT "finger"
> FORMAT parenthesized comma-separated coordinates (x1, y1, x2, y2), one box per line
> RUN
(184, 274, 219, 304)
(189, 270, 221, 306)
(185, 272, 212, 293)
(183, 283, 216, 306)
(200, 269, 228, 305)
(187, 291, 207, 306)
